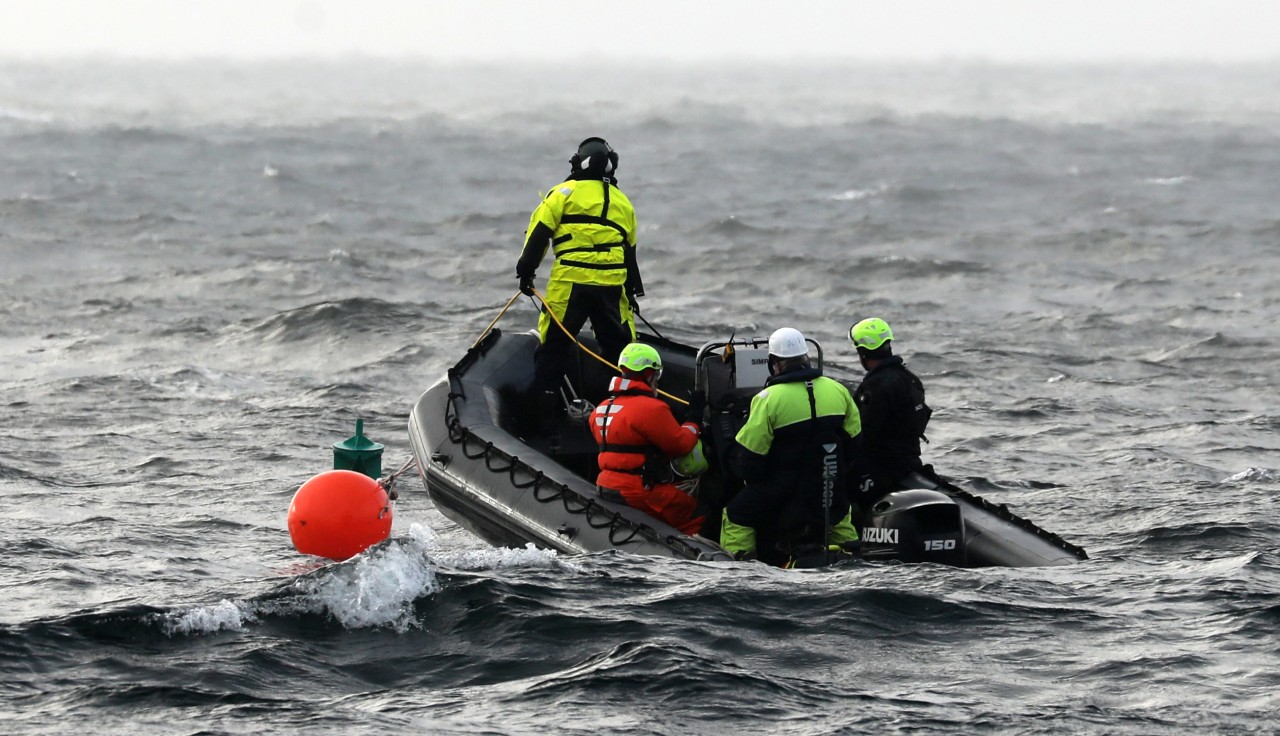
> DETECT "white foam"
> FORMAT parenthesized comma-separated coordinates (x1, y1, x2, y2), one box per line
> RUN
(405, 522, 580, 573)
(830, 184, 887, 201)
(302, 527, 441, 632)
(432, 541, 580, 573)
(1224, 467, 1278, 483)
(1143, 175, 1191, 186)
(161, 599, 256, 636)
(160, 523, 579, 635)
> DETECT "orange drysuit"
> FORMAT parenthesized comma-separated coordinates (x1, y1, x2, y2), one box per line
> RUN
(590, 375, 704, 535)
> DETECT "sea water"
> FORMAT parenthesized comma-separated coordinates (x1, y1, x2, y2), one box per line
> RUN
(1, 59, 1278, 734)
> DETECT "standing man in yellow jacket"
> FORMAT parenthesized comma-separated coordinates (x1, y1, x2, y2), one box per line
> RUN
(516, 137, 644, 418)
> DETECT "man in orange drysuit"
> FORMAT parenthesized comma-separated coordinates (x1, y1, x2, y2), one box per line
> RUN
(590, 343, 705, 536)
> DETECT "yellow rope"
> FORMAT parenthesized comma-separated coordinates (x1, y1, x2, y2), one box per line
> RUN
(469, 291, 523, 350)
(530, 287, 689, 406)
(472, 288, 689, 407)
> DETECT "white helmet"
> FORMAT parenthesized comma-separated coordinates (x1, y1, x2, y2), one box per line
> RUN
(768, 327, 808, 359)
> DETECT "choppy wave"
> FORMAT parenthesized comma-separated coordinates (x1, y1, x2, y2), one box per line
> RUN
(227, 298, 432, 344)
(0, 524, 567, 649)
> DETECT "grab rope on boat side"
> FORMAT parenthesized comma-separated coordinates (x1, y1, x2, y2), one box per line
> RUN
(440, 379, 716, 559)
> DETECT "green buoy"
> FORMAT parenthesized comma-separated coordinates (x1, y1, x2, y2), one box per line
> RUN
(333, 418, 384, 479)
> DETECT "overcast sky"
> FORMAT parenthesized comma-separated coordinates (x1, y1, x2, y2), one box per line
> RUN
(2, 0, 1278, 63)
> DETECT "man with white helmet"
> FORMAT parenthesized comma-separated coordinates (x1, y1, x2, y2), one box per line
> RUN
(720, 327, 862, 565)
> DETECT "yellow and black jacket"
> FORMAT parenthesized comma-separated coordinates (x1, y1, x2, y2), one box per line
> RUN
(731, 366, 862, 523)
(516, 175, 643, 297)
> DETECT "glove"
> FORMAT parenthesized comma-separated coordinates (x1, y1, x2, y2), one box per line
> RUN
(627, 293, 641, 314)
(519, 275, 535, 296)
(680, 422, 701, 439)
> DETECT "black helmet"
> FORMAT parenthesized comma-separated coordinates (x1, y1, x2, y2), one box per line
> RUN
(571, 137, 618, 175)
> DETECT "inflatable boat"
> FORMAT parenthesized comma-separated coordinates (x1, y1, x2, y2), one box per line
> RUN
(408, 326, 1087, 568)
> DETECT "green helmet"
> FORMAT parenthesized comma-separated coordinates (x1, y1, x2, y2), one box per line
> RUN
(617, 343, 662, 373)
(672, 440, 709, 477)
(850, 318, 894, 351)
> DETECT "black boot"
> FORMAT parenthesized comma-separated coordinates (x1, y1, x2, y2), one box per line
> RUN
(534, 389, 563, 436)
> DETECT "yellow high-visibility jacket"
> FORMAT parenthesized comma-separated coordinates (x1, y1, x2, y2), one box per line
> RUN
(517, 177, 639, 290)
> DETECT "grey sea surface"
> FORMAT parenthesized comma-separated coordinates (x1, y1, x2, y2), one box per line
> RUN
(1, 59, 1278, 735)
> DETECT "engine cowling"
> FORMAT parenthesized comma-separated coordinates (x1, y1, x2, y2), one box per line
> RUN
(860, 489, 966, 565)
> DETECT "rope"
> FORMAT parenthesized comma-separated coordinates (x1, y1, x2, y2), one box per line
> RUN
(521, 287, 689, 406)
(470, 291, 524, 350)
(440, 390, 707, 559)
(635, 309, 667, 341)
(378, 456, 417, 501)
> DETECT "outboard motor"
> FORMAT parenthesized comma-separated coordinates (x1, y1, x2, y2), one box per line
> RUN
(860, 489, 966, 566)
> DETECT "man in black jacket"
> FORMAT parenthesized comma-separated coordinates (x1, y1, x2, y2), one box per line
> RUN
(848, 318, 932, 504)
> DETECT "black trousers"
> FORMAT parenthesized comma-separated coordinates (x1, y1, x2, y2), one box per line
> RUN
(533, 282, 634, 395)
(726, 479, 851, 542)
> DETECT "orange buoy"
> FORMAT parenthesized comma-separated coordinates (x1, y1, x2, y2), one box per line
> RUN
(287, 469, 393, 561)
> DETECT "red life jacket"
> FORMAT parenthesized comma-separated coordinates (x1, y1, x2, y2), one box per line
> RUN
(591, 375, 700, 492)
